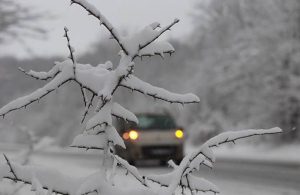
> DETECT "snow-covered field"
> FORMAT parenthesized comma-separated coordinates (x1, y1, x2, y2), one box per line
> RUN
(0, 144, 299, 195)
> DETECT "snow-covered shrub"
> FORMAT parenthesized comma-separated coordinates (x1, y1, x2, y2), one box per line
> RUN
(0, 1, 282, 195)
(0, 129, 54, 195)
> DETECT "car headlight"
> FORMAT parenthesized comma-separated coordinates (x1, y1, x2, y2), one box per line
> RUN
(175, 129, 184, 139)
(129, 130, 139, 140)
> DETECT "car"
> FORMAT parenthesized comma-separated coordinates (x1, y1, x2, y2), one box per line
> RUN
(115, 113, 184, 165)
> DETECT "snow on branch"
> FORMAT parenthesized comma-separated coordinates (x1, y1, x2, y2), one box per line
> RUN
(114, 155, 147, 186)
(0, 157, 158, 195)
(86, 102, 112, 130)
(120, 20, 179, 58)
(0, 69, 72, 118)
(128, 19, 179, 58)
(70, 134, 105, 150)
(147, 172, 219, 194)
(120, 75, 200, 104)
(137, 41, 175, 58)
(0, 156, 79, 195)
(18, 63, 60, 81)
(70, 0, 129, 55)
(157, 127, 282, 195)
(111, 103, 138, 124)
(204, 127, 282, 148)
(137, 18, 179, 52)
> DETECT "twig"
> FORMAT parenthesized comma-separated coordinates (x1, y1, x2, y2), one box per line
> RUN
(134, 18, 179, 58)
(3, 154, 18, 183)
(63, 27, 76, 77)
(70, 0, 129, 55)
(81, 94, 95, 123)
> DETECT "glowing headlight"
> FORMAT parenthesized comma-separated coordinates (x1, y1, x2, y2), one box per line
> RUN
(129, 130, 139, 140)
(175, 129, 184, 139)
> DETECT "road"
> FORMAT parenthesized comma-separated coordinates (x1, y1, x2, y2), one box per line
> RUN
(0, 147, 299, 195)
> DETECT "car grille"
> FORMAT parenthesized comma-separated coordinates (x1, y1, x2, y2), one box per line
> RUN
(142, 145, 177, 158)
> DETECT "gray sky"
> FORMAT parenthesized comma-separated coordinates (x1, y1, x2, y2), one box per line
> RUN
(1, 0, 198, 59)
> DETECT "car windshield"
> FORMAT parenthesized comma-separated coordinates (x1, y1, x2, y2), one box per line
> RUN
(135, 115, 176, 130)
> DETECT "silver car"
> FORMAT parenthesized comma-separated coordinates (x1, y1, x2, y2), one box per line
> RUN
(116, 113, 184, 165)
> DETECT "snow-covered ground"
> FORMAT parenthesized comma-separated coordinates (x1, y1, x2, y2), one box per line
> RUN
(185, 142, 300, 169)
(0, 143, 299, 195)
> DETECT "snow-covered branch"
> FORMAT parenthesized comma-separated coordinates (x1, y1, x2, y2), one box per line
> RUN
(133, 19, 179, 58)
(70, 0, 129, 55)
(70, 134, 105, 150)
(155, 127, 282, 195)
(0, 71, 72, 118)
(113, 155, 147, 186)
(111, 103, 138, 124)
(0, 157, 107, 195)
(120, 75, 200, 104)
(18, 63, 60, 81)
(137, 41, 175, 58)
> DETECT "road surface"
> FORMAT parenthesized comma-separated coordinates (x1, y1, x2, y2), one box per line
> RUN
(0, 148, 299, 195)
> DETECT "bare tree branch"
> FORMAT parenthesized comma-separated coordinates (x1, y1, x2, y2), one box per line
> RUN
(81, 94, 95, 123)
(63, 27, 76, 76)
(80, 85, 87, 107)
(3, 154, 18, 183)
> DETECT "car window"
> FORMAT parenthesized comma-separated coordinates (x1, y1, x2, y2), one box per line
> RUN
(136, 115, 176, 130)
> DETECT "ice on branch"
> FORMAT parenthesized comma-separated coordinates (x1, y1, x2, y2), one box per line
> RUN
(121, 75, 200, 104)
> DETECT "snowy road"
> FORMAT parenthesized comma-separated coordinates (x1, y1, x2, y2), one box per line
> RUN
(0, 148, 299, 195)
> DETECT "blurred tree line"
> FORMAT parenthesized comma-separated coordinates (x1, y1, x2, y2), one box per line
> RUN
(0, 0, 299, 145)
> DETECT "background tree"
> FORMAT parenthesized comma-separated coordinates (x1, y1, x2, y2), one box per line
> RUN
(183, 0, 300, 142)
(0, 0, 47, 47)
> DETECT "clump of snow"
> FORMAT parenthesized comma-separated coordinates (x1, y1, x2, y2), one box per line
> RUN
(106, 126, 125, 148)
(111, 103, 138, 124)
